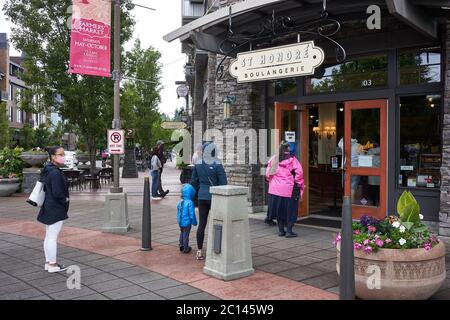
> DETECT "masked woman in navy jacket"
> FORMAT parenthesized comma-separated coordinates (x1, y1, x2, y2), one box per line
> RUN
(37, 146, 69, 273)
(190, 142, 227, 260)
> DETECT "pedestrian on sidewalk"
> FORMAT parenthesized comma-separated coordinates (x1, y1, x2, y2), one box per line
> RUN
(177, 184, 198, 253)
(191, 142, 227, 260)
(149, 146, 163, 200)
(265, 141, 304, 238)
(156, 140, 169, 198)
(37, 146, 69, 273)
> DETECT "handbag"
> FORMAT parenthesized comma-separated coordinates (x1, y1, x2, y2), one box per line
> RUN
(291, 169, 301, 201)
(27, 181, 45, 207)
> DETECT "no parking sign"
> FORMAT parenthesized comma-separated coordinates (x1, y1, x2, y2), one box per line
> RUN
(108, 130, 125, 155)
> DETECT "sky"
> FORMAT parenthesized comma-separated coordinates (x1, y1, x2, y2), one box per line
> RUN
(0, 0, 186, 118)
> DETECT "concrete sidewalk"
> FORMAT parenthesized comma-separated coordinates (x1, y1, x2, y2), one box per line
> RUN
(0, 160, 449, 299)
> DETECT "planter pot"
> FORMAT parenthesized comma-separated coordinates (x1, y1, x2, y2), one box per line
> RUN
(21, 152, 48, 168)
(336, 242, 446, 299)
(76, 154, 90, 164)
(0, 178, 21, 197)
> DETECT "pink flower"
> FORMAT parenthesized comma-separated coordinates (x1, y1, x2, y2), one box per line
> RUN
(424, 243, 432, 251)
(375, 239, 384, 247)
(385, 238, 392, 244)
(364, 246, 373, 253)
(363, 239, 369, 246)
(354, 243, 363, 250)
(368, 226, 376, 233)
(332, 234, 342, 247)
(354, 230, 361, 235)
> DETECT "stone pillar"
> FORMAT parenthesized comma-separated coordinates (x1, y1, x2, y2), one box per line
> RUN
(122, 140, 138, 178)
(203, 185, 254, 280)
(22, 168, 41, 193)
(440, 20, 450, 236)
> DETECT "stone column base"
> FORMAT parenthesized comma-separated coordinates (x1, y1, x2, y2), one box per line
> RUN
(103, 192, 130, 234)
(203, 266, 254, 281)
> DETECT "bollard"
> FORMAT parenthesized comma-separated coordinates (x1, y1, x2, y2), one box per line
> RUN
(141, 176, 152, 251)
(339, 196, 355, 299)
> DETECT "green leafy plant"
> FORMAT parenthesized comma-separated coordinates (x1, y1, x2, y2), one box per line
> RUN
(334, 190, 439, 252)
(0, 147, 24, 179)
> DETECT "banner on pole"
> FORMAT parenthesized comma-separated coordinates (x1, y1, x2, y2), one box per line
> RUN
(69, 0, 111, 77)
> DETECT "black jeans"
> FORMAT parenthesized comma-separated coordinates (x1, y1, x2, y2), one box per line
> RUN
(157, 167, 165, 194)
(196, 200, 211, 250)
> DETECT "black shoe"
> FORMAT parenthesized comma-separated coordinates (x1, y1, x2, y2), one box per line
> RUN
(161, 190, 169, 198)
(278, 231, 286, 237)
(179, 246, 184, 252)
(183, 246, 192, 253)
(265, 218, 276, 226)
(285, 232, 298, 238)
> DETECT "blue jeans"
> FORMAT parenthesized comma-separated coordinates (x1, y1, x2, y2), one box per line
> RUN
(150, 170, 160, 197)
(179, 226, 191, 250)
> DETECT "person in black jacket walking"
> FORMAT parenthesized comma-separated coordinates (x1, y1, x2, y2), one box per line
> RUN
(37, 146, 69, 273)
(190, 142, 227, 260)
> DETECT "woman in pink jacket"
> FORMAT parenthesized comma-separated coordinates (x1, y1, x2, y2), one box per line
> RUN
(265, 141, 305, 237)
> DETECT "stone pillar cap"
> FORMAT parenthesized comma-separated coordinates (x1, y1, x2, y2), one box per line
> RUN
(210, 185, 248, 196)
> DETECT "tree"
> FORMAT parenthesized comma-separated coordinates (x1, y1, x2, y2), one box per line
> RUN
(4, 0, 135, 171)
(121, 39, 163, 155)
(0, 102, 9, 149)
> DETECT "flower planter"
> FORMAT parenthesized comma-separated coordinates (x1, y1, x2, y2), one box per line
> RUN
(76, 154, 90, 164)
(21, 152, 48, 168)
(336, 241, 446, 299)
(0, 178, 21, 197)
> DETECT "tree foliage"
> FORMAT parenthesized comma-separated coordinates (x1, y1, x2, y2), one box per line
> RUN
(3, 0, 135, 169)
(0, 102, 9, 149)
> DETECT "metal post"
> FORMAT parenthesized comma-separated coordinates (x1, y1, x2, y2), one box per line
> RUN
(111, 0, 122, 193)
(339, 196, 355, 299)
(141, 177, 152, 250)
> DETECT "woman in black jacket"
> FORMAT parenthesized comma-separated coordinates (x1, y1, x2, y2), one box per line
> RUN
(190, 142, 227, 260)
(37, 146, 69, 273)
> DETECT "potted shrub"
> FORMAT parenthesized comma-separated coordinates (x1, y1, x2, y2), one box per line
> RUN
(76, 150, 90, 164)
(0, 147, 23, 196)
(335, 190, 446, 300)
(21, 148, 48, 168)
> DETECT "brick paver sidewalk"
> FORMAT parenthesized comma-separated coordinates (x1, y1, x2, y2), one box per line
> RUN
(0, 159, 449, 299)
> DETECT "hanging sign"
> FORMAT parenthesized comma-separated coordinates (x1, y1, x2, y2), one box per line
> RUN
(229, 41, 325, 83)
(108, 130, 125, 155)
(161, 122, 187, 130)
(69, 0, 111, 77)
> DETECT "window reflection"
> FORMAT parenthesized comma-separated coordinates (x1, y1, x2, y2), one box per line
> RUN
(399, 47, 441, 85)
(399, 95, 441, 189)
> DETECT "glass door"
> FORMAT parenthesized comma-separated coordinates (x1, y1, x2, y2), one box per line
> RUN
(343, 100, 387, 219)
(274, 102, 308, 217)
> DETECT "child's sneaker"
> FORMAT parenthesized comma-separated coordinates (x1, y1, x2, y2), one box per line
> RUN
(183, 246, 192, 254)
(196, 250, 204, 260)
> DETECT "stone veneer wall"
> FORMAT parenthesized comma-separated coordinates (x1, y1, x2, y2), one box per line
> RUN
(206, 53, 266, 212)
(440, 20, 450, 236)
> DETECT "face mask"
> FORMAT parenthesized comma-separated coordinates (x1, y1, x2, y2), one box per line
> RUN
(55, 156, 65, 165)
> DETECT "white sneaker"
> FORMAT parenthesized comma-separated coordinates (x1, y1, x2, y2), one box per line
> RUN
(44, 263, 49, 271)
(152, 197, 162, 200)
(47, 263, 68, 273)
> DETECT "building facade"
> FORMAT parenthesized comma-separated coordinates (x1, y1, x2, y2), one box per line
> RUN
(167, 0, 450, 235)
(0, 33, 47, 131)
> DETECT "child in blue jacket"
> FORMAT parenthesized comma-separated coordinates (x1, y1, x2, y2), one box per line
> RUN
(177, 184, 198, 253)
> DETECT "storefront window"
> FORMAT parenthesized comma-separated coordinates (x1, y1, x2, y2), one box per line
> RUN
(398, 47, 441, 85)
(305, 55, 388, 94)
(268, 79, 297, 97)
(399, 95, 442, 189)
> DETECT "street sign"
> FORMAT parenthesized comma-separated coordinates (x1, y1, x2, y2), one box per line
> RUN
(161, 121, 187, 130)
(108, 129, 125, 155)
(176, 85, 189, 97)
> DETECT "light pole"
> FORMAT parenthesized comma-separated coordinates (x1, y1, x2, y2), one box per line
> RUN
(111, 0, 122, 193)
